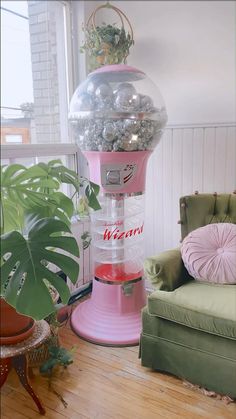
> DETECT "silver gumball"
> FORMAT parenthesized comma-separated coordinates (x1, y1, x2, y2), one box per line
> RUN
(93, 120, 104, 136)
(123, 140, 138, 151)
(120, 133, 138, 151)
(74, 93, 94, 111)
(113, 84, 140, 112)
(87, 81, 96, 95)
(144, 122, 155, 139)
(139, 126, 147, 138)
(140, 95, 154, 111)
(102, 122, 117, 142)
(96, 135, 103, 146)
(86, 78, 103, 95)
(95, 83, 113, 108)
(91, 143, 99, 151)
(112, 139, 124, 151)
(138, 142, 146, 151)
(116, 83, 136, 95)
(98, 143, 113, 152)
(83, 128, 93, 141)
(124, 130, 131, 138)
(123, 119, 141, 134)
(115, 120, 125, 134)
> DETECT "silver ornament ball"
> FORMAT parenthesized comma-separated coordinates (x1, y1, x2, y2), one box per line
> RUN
(140, 95, 154, 112)
(95, 83, 113, 104)
(115, 120, 125, 134)
(102, 122, 117, 142)
(74, 93, 94, 111)
(116, 83, 136, 95)
(114, 90, 140, 112)
(123, 119, 141, 134)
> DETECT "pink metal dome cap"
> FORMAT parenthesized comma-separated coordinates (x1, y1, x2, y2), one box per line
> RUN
(89, 64, 146, 80)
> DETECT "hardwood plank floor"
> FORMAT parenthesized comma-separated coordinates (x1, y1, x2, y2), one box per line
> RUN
(1, 303, 235, 419)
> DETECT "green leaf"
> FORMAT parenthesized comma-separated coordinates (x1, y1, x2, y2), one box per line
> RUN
(1, 164, 26, 183)
(0, 199, 24, 234)
(1, 164, 58, 233)
(89, 181, 100, 196)
(24, 191, 74, 231)
(1, 218, 80, 320)
(85, 185, 101, 211)
(40, 358, 58, 373)
(36, 161, 81, 194)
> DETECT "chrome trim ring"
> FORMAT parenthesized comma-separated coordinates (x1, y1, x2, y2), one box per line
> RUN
(94, 276, 143, 285)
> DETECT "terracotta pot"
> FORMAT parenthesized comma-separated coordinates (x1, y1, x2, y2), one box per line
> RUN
(0, 298, 35, 345)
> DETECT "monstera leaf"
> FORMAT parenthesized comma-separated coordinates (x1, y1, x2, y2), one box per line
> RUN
(1, 162, 101, 235)
(1, 218, 80, 320)
(1, 164, 60, 234)
(83, 179, 101, 211)
(41, 161, 101, 210)
(24, 192, 74, 233)
(35, 160, 81, 194)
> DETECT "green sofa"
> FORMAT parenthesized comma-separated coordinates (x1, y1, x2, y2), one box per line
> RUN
(140, 193, 236, 397)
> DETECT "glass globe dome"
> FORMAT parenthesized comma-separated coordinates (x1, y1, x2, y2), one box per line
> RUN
(69, 64, 167, 152)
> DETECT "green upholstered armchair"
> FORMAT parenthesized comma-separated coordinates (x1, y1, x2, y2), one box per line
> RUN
(140, 193, 236, 398)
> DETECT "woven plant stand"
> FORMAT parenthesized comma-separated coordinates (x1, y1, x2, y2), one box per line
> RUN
(27, 296, 60, 370)
(27, 334, 59, 369)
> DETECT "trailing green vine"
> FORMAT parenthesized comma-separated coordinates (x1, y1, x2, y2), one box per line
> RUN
(81, 23, 134, 71)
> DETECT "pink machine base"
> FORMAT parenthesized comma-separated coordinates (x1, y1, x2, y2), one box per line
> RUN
(71, 278, 147, 346)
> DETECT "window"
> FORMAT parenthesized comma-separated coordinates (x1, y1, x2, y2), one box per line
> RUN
(5, 134, 23, 144)
(1, 0, 75, 145)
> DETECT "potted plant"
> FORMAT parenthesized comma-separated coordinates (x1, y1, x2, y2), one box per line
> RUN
(0, 159, 100, 343)
(80, 2, 134, 71)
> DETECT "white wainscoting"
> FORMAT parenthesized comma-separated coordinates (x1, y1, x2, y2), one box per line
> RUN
(1, 123, 235, 281)
(145, 122, 236, 258)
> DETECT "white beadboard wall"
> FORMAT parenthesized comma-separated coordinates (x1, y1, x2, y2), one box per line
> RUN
(145, 122, 236, 257)
(71, 121, 236, 286)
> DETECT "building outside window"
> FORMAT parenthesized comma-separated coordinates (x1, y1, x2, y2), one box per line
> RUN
(1, 0, 75, 146)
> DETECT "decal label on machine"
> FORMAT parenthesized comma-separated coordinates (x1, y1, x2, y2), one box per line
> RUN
(101, 163, 137, 189)
(103, 223, 144, 240)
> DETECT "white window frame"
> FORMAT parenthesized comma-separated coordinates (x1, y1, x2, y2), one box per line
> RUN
(1, 143, 78, 169)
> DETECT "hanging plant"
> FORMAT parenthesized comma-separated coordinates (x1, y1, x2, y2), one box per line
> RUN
(80, 2, 134, 71)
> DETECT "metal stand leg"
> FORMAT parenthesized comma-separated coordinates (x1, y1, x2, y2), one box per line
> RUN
(12, 355, 46, 415)
(0, 358, 12, 388)
(28, 367, 35, 379)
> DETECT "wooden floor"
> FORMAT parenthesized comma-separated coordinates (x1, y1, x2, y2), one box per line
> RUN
(1, 304, 236, 419)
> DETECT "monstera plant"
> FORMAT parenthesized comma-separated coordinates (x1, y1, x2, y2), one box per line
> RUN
(0, 160, 100, 328)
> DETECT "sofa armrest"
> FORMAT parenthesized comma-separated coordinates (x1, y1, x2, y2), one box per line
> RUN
(144, 248, 192, 291)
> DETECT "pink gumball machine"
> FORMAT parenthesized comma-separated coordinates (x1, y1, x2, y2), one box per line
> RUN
(69, 65, 167, 346)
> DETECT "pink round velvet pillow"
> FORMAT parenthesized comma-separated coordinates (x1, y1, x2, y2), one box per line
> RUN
(181, 223, 236, 284)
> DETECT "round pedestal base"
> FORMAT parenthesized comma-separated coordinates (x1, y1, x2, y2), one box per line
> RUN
(71, 278, 146, 346)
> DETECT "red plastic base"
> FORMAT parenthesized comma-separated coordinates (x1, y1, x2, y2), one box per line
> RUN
(95, 263, 143, 283)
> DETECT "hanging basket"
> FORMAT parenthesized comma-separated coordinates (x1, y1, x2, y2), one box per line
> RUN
(81, 2, 134, 71)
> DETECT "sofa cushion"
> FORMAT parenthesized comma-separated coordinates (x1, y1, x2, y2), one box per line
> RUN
(181, 223, 236, 284)
(148, 281, 236, 339)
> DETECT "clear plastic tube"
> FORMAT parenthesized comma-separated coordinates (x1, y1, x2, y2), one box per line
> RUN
(91, 193, 145, 282)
